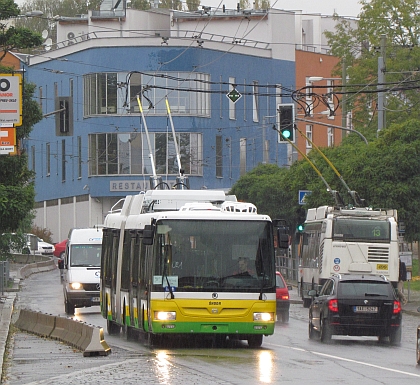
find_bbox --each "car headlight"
[253,312,274,322]
[70,282,83,290]
[154,311,176,321]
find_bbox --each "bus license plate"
[354,306,378,313]
[91,297,100,303]
[376,263,388,270]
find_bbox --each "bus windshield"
[152,219,275,293]
[333,218,390,243]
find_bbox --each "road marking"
[267,343,420,378]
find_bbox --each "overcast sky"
[15,0,363,18]
[204,0,363,17]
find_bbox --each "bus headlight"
[70,282,83,290]
[253,312,274,322]
[154,311,176,321]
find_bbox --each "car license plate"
[353,306,378,313]
[91,297,100,303]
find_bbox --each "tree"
[0,0,43,61]
[230,117,420,242]
[130,0,151,10]
[0,1,44,258]
[15,0,102,44]
[324,0,420,137]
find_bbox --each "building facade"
[20,5,350,241]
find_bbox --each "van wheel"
[65,299,75,315]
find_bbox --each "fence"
[0,261,10,295]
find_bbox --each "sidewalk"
[0,260,57,378]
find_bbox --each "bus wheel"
[107,320,121,335]
[248,335,263,348]
[148,333,163,347]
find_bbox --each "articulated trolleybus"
[299,205,399,307]
[100,190,276,347]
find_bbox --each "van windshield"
[70,245,101,267]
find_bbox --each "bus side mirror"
[277,228,289,249]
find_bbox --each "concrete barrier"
[32,312,55,337]
[17,259,56,279]
[13,308,111,356]
[50,315,68,341]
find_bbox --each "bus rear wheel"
[107,320,121,335]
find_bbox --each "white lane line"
[267,343,420,378]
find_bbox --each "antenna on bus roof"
[165,97,189,190]
[136,94,168,190]
[296,127,365,207]
[273,125,345,207]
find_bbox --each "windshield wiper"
[162,261,174,299]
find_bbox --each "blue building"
[23,6,297,241]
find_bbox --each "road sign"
[226,89,242,103]
[298,190,312,205]
[0,127,16,154]
[0,74,22,127]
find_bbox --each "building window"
[77,136,82,179]
[216,135,223,177]
[84,72,210,117]
[39,86,43,111]
[62,139,66,182]
[240,137,247,176]
[229,77,236,120]
[69,78,74,98]
[305,77,314,116]
[88,132,203,176]
[46,142,50,176]
[328,127,334,147]
[31,145,35,172]
[305,125,312,155]
[252,81,259,122]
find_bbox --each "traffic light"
[278,104,295,142]
[297,223,305,232]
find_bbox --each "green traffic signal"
[297,224,304,232]
[281,128,292,139]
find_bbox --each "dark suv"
[308,274,402,345]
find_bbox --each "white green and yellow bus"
[299,205,399,307]
[100,190,276,347]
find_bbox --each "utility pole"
[377,34,386,135]
[341,59,347,131]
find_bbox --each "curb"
[0,294,16,377]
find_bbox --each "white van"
[63,228,103,315]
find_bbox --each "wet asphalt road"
[4,268,420,385]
